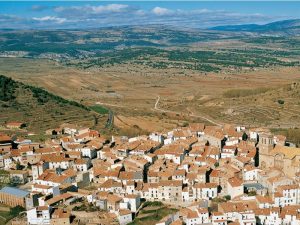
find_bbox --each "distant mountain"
[210,19,300,34]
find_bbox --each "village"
[1,121,300,225]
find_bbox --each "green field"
[0,205,25,225]
[90,105,109,115]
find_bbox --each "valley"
[0,23,300,135]
[0,56,299,134]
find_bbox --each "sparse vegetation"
[271,128,300,147]
[0,205,25,224]
[90,105,109,114]
[128,201,177,225]
[223,87,271,98]
[0,75,105,134]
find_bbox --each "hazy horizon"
[0,1,300,29]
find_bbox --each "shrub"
[0,75,18,101]
[224,195,231,201]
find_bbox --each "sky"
[0,1,300,29]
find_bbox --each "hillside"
[0,75,106,135]
[210,19,300,35]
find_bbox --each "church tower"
[258,133,274,169]
[258,133,274,155]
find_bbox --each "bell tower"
[258,133,274,156]
[258,132,274,169]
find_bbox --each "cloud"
[0,3,286,29]
[152,7,173,16]
[54,4,130,16]
[31,5,48,12]
[90,4,129,13]
[0,14,20,23]
[32,16,66,24]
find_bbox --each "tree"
[242,132,248,141]
[16,161,24,170]
[248,190,257,196]
[10,205,25,217]
[224,195,231,201]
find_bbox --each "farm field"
[0,57,299,132]
[0,26,300,133]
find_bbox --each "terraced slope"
[0,75,105,134]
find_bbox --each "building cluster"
[1,122,300,225]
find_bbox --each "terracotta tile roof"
[46,193,72,206]
[228,177,243,187]
[256,195,273,204]
[210,169,220,177]
[107,194,122,203]
[0,134,11,142]
[194,183,218,189]
[204,126,225,140]
[170,219,183,225]
[33,184,52,189]
[187,210,198,219]
[173,169,186,176]
[37,170,74,184]
[277,184,299,191]
[159,180,182,187]
[37,206,49,211]
[270,145,300,159]
[52,208,70,219]
[253,208,271,216]
[74,158,89,165]
[189,123,205,132]
[6,122,24,127]
[219,201,257,213]
[119,209,131,216]
[100,179,122,189]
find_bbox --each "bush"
[277,99,285,105]
[183,122,189,127]
[224,195,231,201]
[248,191,257,196]
[10,206,25,217]
[0,75,18,101]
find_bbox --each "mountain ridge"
[210,19,300,34]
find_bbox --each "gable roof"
[0,186,29,198]
[270,145,300,159]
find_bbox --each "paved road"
[105,110,114,128]
[154,96,222,126]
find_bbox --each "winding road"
[154,96,222,126]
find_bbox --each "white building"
[227,177,243,199]
[118,209,132,225]
[27,206,51,225]
[123,194,141,213]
